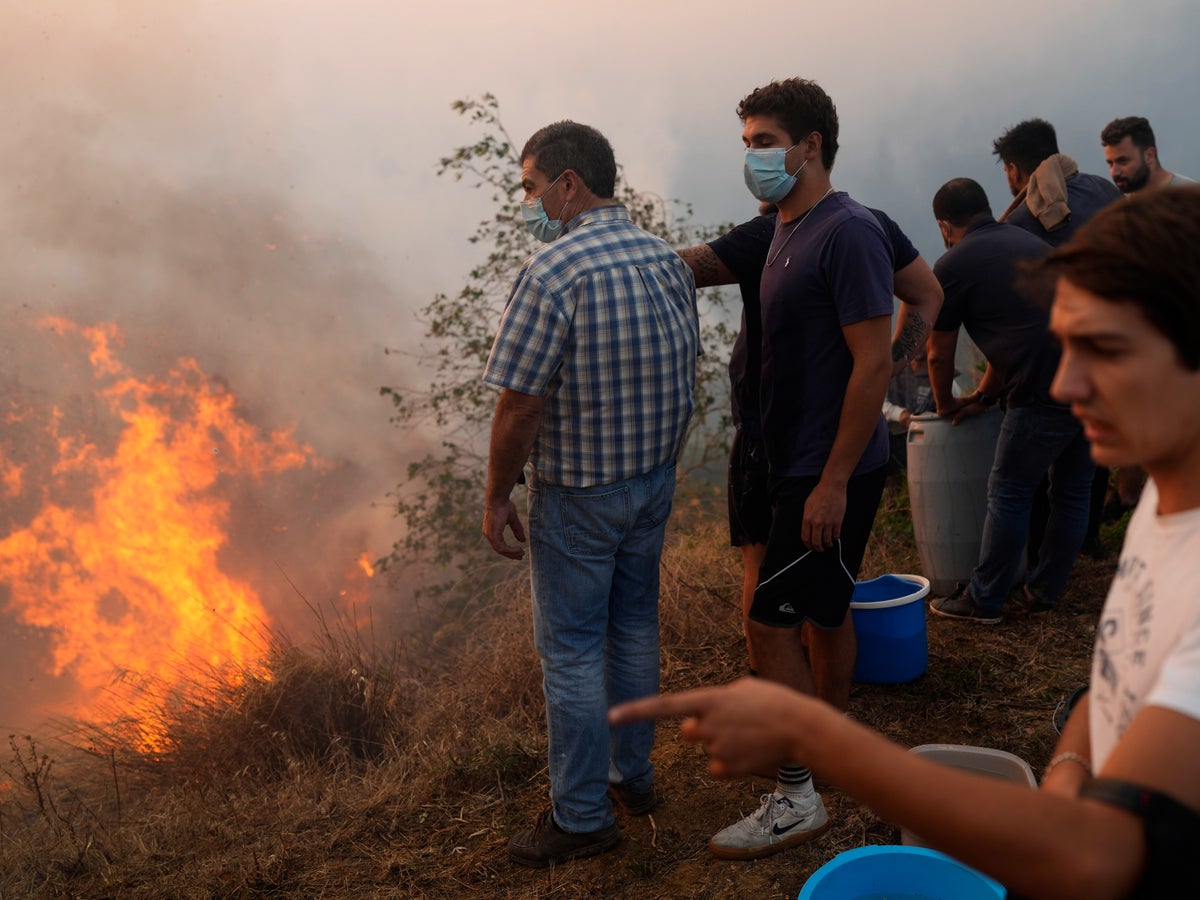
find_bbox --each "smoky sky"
[658,2,1200,262]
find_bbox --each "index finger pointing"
[609,690,707,725]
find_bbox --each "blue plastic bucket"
[798,845,1005,900]
[850,574,930,684]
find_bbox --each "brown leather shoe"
[607,782,658,816]
[507,807,619,868]
[1023,585,1056,614]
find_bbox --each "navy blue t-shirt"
[709,207,916,441]
[1005,172,1120,248]
[932,216,1059,405]
[757,193,895,477]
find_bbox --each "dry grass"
[0,476,1120,898]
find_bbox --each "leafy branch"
[381,95,734,596]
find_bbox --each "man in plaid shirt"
[481,120,699,867]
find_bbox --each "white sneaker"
[709,791,830,860]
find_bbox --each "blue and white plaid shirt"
[484,205,699,487]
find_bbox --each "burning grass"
[0,476,1119,898]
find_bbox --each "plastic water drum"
[901,744,1037,848]
[850,574,930,684]
[906,411,1003,596]
[798,845,1005,900]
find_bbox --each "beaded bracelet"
[1043,751,1091,779]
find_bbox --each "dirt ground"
[415,549,1115,900]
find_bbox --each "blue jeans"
[969,403,1094,615]
[527,462,675,832]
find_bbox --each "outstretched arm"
[611,679,1152,900]
[678,244,737,289]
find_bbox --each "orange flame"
[0,452,21,498]
[0,318,317,743]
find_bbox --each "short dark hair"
[521,121,617,198]
[737,79,840,170]
[1034,185,1200,370]
[932,178,992,227]
[1100,115,1157,151]
[992,118,1059,174]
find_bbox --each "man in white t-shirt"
[1043,188,1200,778]
[612,186,1200,898]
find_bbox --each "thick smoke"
[0,5,429,732]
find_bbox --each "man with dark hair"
[519,120,619,199]
[678,204,941,669]
[926,177,1094,624]
[1096,116,1194,523]
[993,118,1120,247]
[1101,115,1194,195]
[736,78,841,171]
[482,120,700,867]
[993,119,1120,556]
[690,77,894,860]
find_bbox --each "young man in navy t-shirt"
[698,77,896,860]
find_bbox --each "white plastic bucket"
[906,411,1003,596]
[901,744,1038,847]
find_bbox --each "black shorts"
[749,465,887,629]
[727,430,772,547]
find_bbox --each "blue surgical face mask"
[520,173,569,242]
[743,146,808,204]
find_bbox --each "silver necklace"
[765,187,836,267]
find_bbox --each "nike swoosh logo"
[772,819,803,835]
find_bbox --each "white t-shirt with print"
[1089,478,1200,770]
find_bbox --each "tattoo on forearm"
[892,311,928,363]
[679,245,722,289]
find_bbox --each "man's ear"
[1145,146,1160,169]
[803,131,822,161]
[936,219,955,248]
[561,168,580,198]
